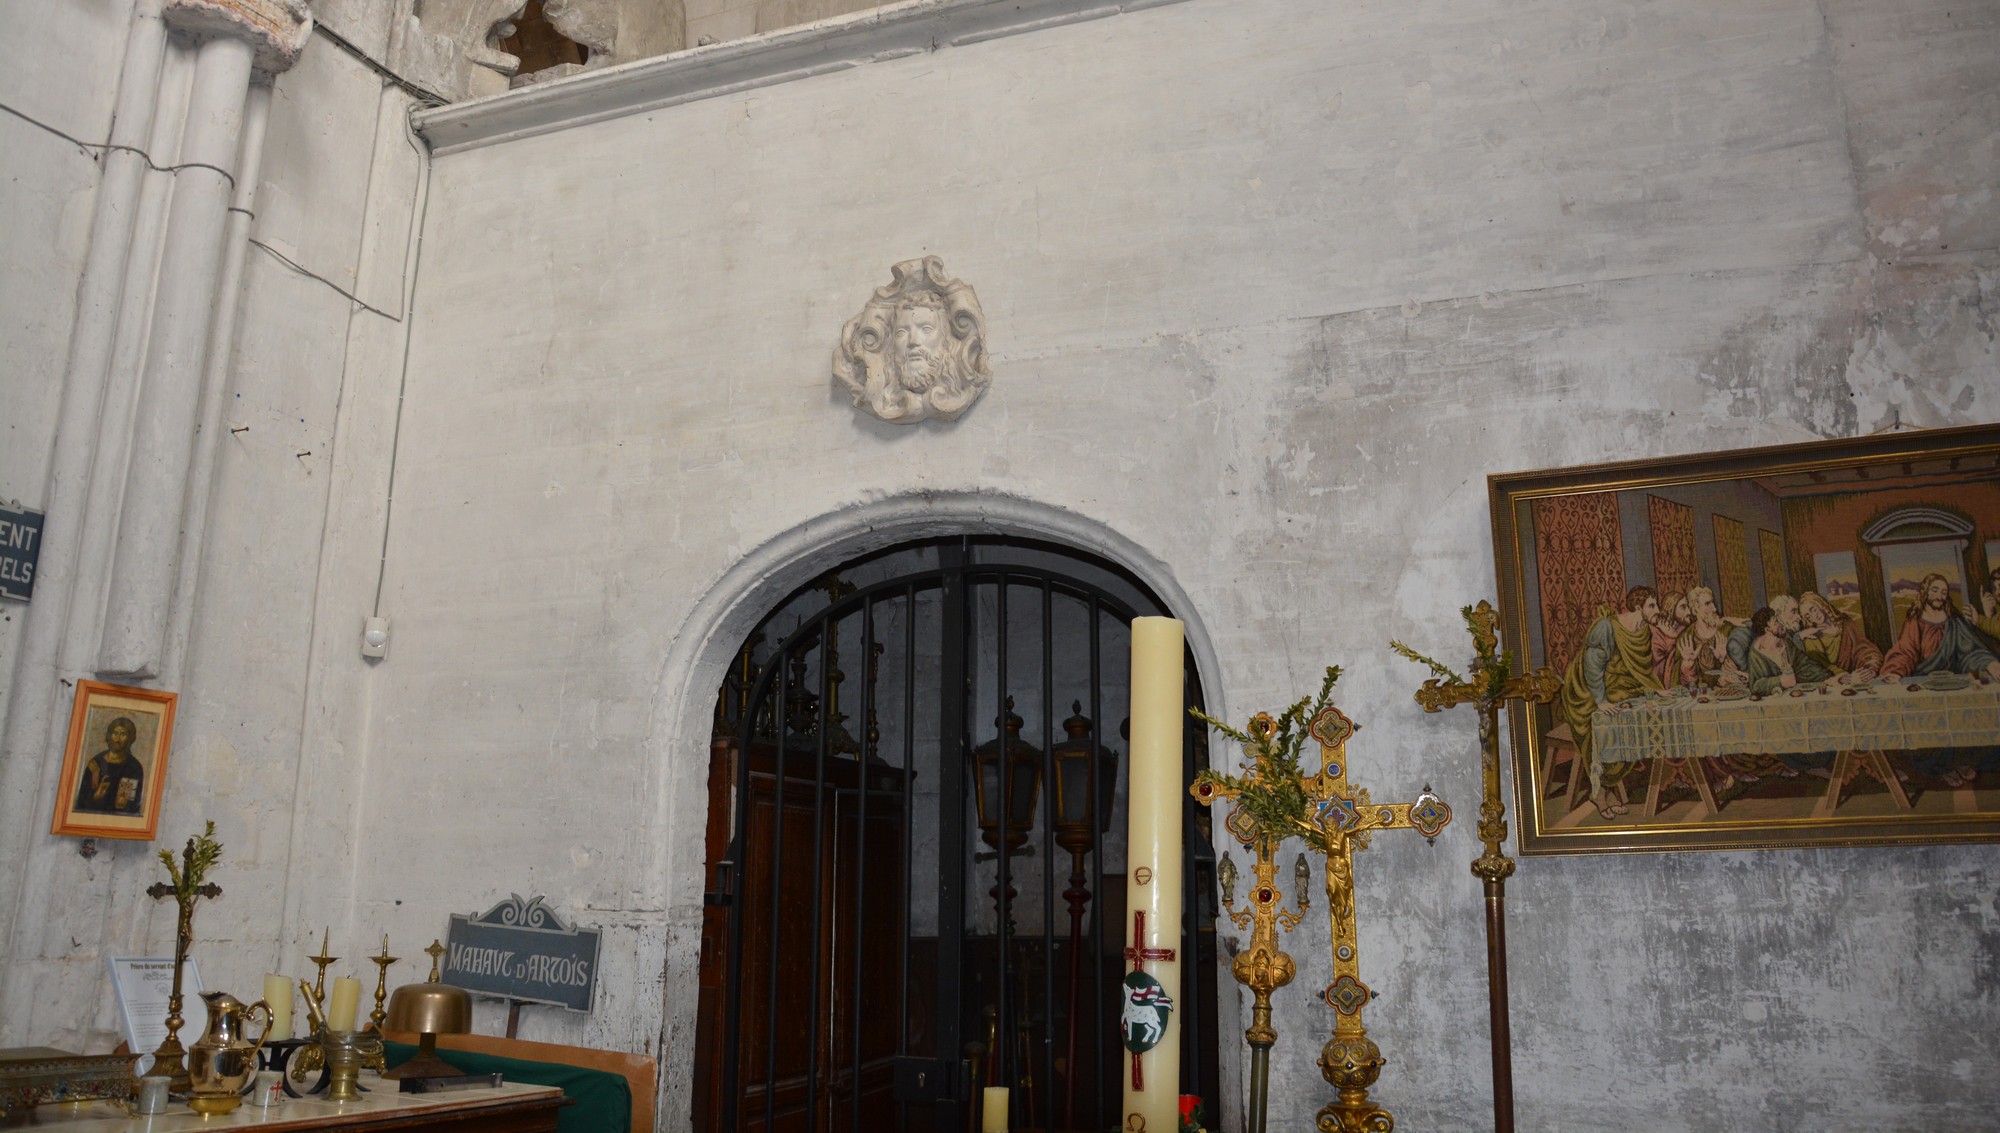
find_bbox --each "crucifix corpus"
[1392,600,1558,1133]
[1191,667,1451,1133]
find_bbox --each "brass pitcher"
[186,990,272,1114]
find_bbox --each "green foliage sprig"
[1392,604,1514,700]
[1189,665,1344,850]
[149,821,223,905]
[1387,639,1463,686]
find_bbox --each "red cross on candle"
[1122,910,1177,1090]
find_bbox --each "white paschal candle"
[327,976,362,1033]
[982,1086,1009,1132]
[262,973,293,1040]
[1123,616,1184,1131]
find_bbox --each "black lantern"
[971,696,1041,854]
[1050,701,1118,860]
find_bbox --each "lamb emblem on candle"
[1121,972,1174,1052]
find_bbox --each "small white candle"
[327,977,362,1032]
[262,973,293,1040]
[981,1086,1009,1132]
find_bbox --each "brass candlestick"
[142,821,224,1092]
[1396,600,1559,1133]
[308,929,339,1005]
[365,935,398,1071]
[291,933,339,1086]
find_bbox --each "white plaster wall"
[0,0,136,772]
[0,3,427,1050]
[685,0,881,44]
[2,0,1982,1123]
[375,0,2000,1126]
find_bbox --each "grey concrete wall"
[372,0,2000,1127]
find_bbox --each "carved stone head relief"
[834,258,990,425]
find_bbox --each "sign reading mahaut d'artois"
[442,894,601,1012]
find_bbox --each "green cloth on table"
[382,1040,630,1133]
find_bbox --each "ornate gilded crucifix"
[1191,668,1450,1133]
[1298,704,1451,1133]
[1394,600,1557,1133]
[143,822,224,1091]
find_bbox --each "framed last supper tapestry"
[1489,423,2000,855]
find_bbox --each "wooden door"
[822,785,904,1132]
[715,743,907,1133]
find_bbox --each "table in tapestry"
[1591,681,2000,772]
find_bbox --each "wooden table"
[16,1078,566,1131]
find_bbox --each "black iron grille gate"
[700,539,1218,1133]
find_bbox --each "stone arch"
[642,490,1226,1115]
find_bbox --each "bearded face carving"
[834,257,990,424]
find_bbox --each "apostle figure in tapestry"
[1558,586,1664,819]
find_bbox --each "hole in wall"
[495,1,590,80]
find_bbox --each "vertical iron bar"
[762,638,792,1133]
[935,548,969,1133]
[722,635,759,1132]
[1038,580,1057,1131]
[851,597,875,1133]
[900,584,917,1131]
[807,623,833,1133]
[1088,600,1106,1133]
[993,574,1011,1101]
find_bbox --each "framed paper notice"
[108,957,205,1072]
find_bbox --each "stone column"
[0,0,309,1045]
[96,0,311,678]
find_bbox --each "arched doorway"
[691,534,1221,1132]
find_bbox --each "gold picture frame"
[1489,423,2000,854]
[50,680,178,841]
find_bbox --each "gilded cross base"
[1317,1033,1391,1133]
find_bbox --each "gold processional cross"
[1400,599,1558,1133]
[1194,705,1450,1133]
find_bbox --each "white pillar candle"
[327,977,362,1033]
[262,973,293,1040]
[981,1086,1009,1132]
[1123,616,1184,1132]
